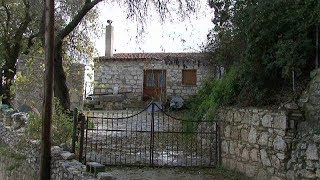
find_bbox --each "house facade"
[93,53,214,108]
[91,22,216,109]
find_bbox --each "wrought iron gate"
[78,102,220,167]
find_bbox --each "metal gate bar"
[80,102,219,167]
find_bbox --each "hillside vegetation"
[186,0,319,122]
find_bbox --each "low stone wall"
[217,107,294,179]
[0,117,96,179]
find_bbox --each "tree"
[1,0,197,110]
[0,0,44,105]
[205,0,320,105]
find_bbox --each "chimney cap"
[107,20,113,25]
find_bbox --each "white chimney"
[105,20,114,58]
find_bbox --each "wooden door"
[143,70,166,100]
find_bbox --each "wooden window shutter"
[182,69,197,86]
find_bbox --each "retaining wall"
[218,107,295,179]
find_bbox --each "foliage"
[183,67,238,131]
[27,98,73,145]
[205,0,319,106]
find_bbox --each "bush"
[26,98,73,145]
[183,67,239,131]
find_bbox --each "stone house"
[92,22,217,109]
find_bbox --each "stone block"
[245,164,258,177]
[86,162,106,177]
[258,132,269,146]
[260,149,271,166]
[276,153,285,160]
[236,161,245,173]
[273,115,287,130]
[241,129,248,142]
[306,143,319,160]
[262,114,273,127]
[231,128,239,139]
[221,140,229,154]
[226,111,234,122]
[270,176,283,180]
[316,168,320,178]
[271,155,281,169]
[241,148,249,161]
[248,127,257,144]
[229,141,235,155]
[224,125,231,138]
[273,136,286,151]
[61,152,76,160]
[97,172,116,180]
[251,113,260,126]
[250,149,259,162]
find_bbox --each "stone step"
[86,162,105,177]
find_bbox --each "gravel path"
[105,167,250,180]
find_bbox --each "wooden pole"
[40,0,54,179]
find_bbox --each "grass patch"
[0,143,26,171]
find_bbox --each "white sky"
[94,1,214,55]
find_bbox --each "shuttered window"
[182,69,197,86]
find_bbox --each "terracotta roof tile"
[96,52,209,61]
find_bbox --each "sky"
[94,1,214,56]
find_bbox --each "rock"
[250,149,259,162]
[170,96,184,109]
[273,136,286,151]
[251,113,260,126]
[221,141,229,153]
[18,104,40,116]
[248,127,257,144]
[86,162,105,177]
[11,112,28,129]
[245,164,257,177]
[273,116,287,130]
[306,143,318,160]
[241,148,249,161]
[313,135,320,143]
[60,143,71,152]
[283,102,299,110]
[258,132,269,146]
[224,125,231,138]
[262,114,273,127]
[51,146,64,155]
[276,153,285,160]
[241,129,248,141]
[316,169,320,178]
[97,172,116,180]
[61,152,76,160]
[260,149,271,166]
[270,176,283,180]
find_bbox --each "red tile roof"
[96,52,209,61]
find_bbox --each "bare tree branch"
[57,0,103,40]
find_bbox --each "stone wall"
[93,58,214,106]
[0,113,96,179]
[13,55,85,112]
[285,68,320,179]
[217,107,294,179]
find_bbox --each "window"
[146,72,154,87]
[182,69,197,86]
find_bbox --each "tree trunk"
[2,56,18,105]
[54,40,70,111]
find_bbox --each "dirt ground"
[105,167,250,180]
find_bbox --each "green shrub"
[26,98,73,145]
[183,67,239,131]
